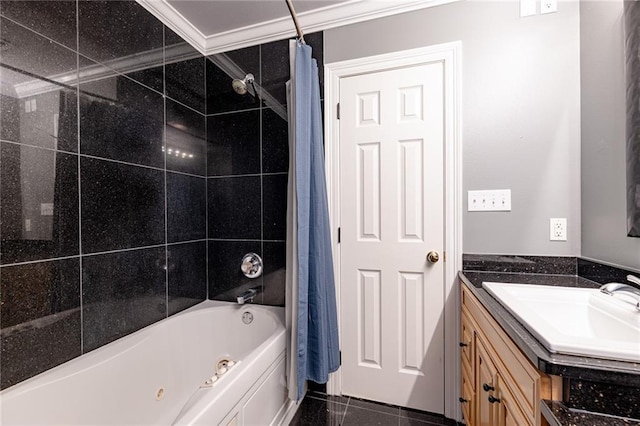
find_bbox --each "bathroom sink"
[482,282,640,362]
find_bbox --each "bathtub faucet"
[236,287,259,304]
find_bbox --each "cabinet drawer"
[461,312,475,371]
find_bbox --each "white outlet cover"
[541,0,558,14]
[550,218,567,241]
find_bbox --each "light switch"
[468,190,512,212]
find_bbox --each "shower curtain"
[285,40,340,401]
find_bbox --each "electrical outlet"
[541,0,557,14]
[550,218,567,241]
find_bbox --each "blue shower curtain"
[286,40,340,401]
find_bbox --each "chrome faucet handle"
[600,282,640,311]
[627,274,640,287]
[240,253,263,278]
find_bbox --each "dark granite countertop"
[459,270,640,387]
[541,400,640,426]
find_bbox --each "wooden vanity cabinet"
[460,282,560,426]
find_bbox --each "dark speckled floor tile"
[349,397,399,416]
[289,394,348,426]
[342,406,400,425]
[82,247,166,353]
[399,408,453,425]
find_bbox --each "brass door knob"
[427,251,439,263]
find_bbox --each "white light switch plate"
[468,190,512,211]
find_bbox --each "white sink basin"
[482,282,640,362]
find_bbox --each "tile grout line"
[0,141,209,181]
[204,53,209,301]
[0,239,208,269]
[163,24,169,319]
[259,44,265,304]
[75,0,84,355]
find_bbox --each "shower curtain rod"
[285,0,305,43]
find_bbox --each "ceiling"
[136,0,455,55]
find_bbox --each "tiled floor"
[289,391,459,426]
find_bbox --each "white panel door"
[339,62,445,413]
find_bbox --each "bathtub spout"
[236,288,259,304]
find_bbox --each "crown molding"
[136,0,456,56]
[136,0,208,55]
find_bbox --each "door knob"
[426,251,440,263]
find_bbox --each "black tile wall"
[208,176,262,239]
[206,45,261,115]
[167,172,206,243]
[1,0,324,390]
[0,258,81,389]
[81,247,167,352]
[168,241,207,315]
[263,242,286,306]
[0,1,78,50]
[205,32,323,307]
[207,110,261,176]
[262,106,289,173]
[0,0,207,390]
[78,0,164,66]
[0,143,79,264]
[263,174,288,241]
[208,240,262,302]
[166,99,206,176]
[79,73,165,168]
[80,157,165,253]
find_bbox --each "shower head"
[231,73,255,95]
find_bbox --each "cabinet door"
[461,367,475,425]
[475,339,499,426]
[497,375,531,426]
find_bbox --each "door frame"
[323,42,463,421]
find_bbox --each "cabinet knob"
[482,383,495,392]
[488,395,501,404]
[459,342,468,347]
[458,397,468,404]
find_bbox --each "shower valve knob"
[241,253,263,278]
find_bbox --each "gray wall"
[325,1,581,256]
[581,0,640,271]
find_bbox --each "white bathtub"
[0,300,294,426]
